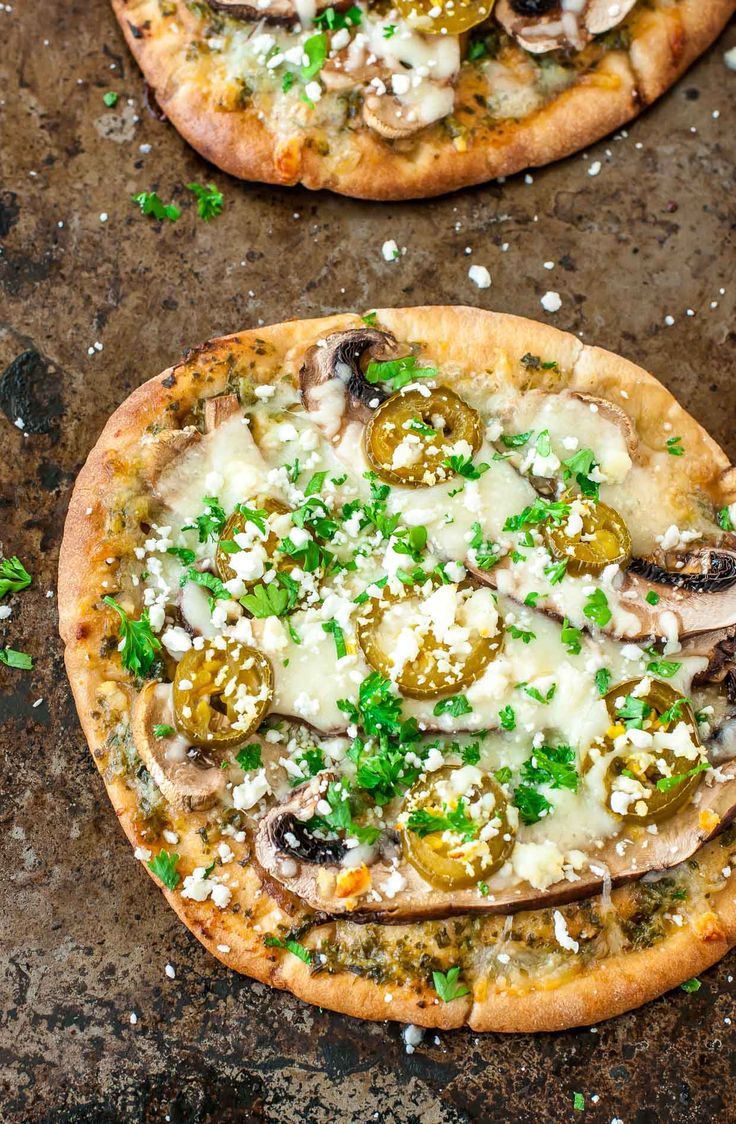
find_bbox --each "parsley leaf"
[494,766,512,784]
[364,355,437,392]
[655,759,708,792]
[469,522,500,569]
[519,681,556,705]
[499,705,516,731]
[616,694,652,729]
[514,784,553,825]
[500,430,533,448]
[443,454,490,481]
[103,596,161,677]
[0,647,33,669]
[184,496,228,543]
[186,182,224,221]
[680,977,701,993]
[313,3,361,28]
[646,659,681,679]
[561,618,583,655]
[645,590,660,605]
[362,310,378,326]
[573,1093,585,1112]
[717,506,734,532]
[147,849,180,890]
[583,588,611,628]
[322,619,347,659]
[132,191,180,222]
[433,695,472,718]
[241,582,291,618]
[503,497,571,533]
[0,556,32,599]
[304,470,328,497]
[103,90,118,107]
[264,935,313,964]
[432,965,470,1003]
[595,668,612,696]
[153,724,175,739]
[236,743,262,771]
[407,798,478,841]
[521,353,558,372]
[300,32,328,80]
[509,624,535,645]
[666,435,684,457]
[182,567,231,610]
[544,558,568,585]
[166,546,196,565]
[521,744,578,792]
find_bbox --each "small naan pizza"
[59,307,736,1030]
[110,0,735,197]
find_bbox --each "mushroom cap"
[208,0,346,24]
[362,95,428,140]
[254,758,736,923]
[132,682,226,813]
[299,326,401,440]
[496,0,637,53]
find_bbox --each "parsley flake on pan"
[264,935,313,964]
[0,647,33,670]
[0,556,32,598]
[186,182,224,221]
[131,191,180,222]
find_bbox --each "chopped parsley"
[153,724,175,739]
[0,647,33,670]
[184,496,228,542]
[500,430,533,448]
[503,497,571,533]
[300,32,328,80]
[382,22,397,38]
[166,546,196,565]
[646,659,681,679]
[0,556,32,598]
[132,191,180,222]
[322,619,347,659]
[102,90,119,107]
[645,590,660,605]
[186,182,224,221]
[594,668,612,695]
[147,849,180,890]
[364,354,437,392]
[494,766,512,784]
[313,3,361,28]
[469,522,500,569]
[655,759,708,792]
[514,784,553,825]
[519,681,556,705]
[573,1092,585,1112]
[666,435,684,457]
[304,470,328,497]
[499,705,516,731]
[521,744,578,793]
[236,743,262,771]
[182,567,230,609]
[561,618,583,655]
[241,581,292,618]
[432,965,470,1003]
[443,454,490,481]
[433,694,472,718]
[264,935,313,964]
[616,694,652,729]
[521,353,558,372]
[362,310,378,326]
[583,588,611,629]
[509,625,535,645]
[680,977,701,993]
[544,558,568,585]
[407,798,478,841]
[281,71,296,93]
[103,596,161,677]
[717,506,734,531]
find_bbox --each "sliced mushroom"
[255,760,736,922]
[363,94,428,140]
[299,326,401,441]
[132,682,226,812]
[140,427,201,492]
[496,0,637,53]
[208,0,345,25]
[204,392,241,432]
[569,392,638,460]
[682,627,736,691]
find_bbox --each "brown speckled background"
[1,3,736,1121]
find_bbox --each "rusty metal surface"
[1,2,736,1120]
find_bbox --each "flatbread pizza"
[110,0,735,198]
[59,306,736,1031]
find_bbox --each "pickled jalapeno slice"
[364,386,482,487]
[397,0,494,35]
[356,579,503,698]
[173,640,273,748]
[545,498,631,576]
[402,765,515,889]
[603,677,707,824]
[215,496,291,584]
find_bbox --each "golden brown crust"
[109,0,735,199]
[59,307,736,1031]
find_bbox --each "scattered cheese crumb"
[468,264,491,289]
[540,291,562,314]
